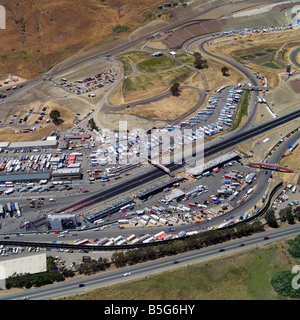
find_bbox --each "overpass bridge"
[249,162,294,173]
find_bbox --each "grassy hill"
[0,0,164,79]
[60,239,299,300]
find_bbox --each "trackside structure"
[249,162,294,173]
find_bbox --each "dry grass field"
[0,0,164,79]
[109,87,201,120]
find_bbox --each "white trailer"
[127,234,136,242]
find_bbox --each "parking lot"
[57,67,118,97]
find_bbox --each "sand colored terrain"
[109,87,201,120]
[0,101,74,143]
[277,145,300,186]
[264,78,300,116]
[0,0,164,79]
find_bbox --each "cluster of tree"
[271,233,300,298]
[112,24,130,33]
[265,205,300,228]
[111,221,264,267]
[5,256,110,289]
[193,52,208,70]
[49,109,63,125]
[221,66,229,76]
[170,82,181,97]
[287,233,300,258]
[279,205,300,225]
[77,257,111,275]
[6,271,65,289]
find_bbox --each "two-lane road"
[1,223,300,300]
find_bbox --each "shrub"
[271,270,300,298]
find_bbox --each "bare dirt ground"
[264,75,300,116]
[0,76,27,89]
[0,100,75,143]
[0,0,165,79]
[108,87,201,120]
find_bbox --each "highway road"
[1,223,300,300]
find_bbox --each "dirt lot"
[264,75,300,116]
[0,101,75,143]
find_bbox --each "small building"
[165,189,185,202]
[57,140,69,150]
[8,140,57,150]
[47,213,78,231]
[0,172,50,183]
[52,167,82,181]
[63,134,91,140]
[0,142,10,151]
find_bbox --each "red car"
[83,189,89,193]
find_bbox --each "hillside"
[0,0,165,79]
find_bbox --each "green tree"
[252,220,264,233]
[278,209,287,222]
[287,213,295,224]
[221,66,229,76]
[287,234,300,258]
[49,109,61,122]
[170,82,180,96]
[47,256,56,272]
[264,209,278,228]
[111,251,127,267]
[193,52,208,69]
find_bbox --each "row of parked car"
[59,68,118,96]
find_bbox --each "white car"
[123,272,131,277]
